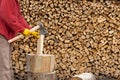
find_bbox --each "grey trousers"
[0,35,14,80]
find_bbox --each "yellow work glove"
[30,31,39,39]
[23,29,39,38]
[23,29,30,36]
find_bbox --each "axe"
[36,23,47,55]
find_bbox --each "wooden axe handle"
[8,25,40,43]
[36,35,44,55]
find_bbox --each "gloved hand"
[23,29,39,38]
[30,31,39,39]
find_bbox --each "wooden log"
[93,0,96,3]
[27,71,57,80]
[26,54,55,73]
[100,0,104,2]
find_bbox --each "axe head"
[38,22,47,35]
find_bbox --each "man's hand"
[30,31,39,39]
[23,29,39,38]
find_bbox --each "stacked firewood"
[11,0,120,80]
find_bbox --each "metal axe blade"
[39,23,47,35]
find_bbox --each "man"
[0,0,39,80]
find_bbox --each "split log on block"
[26,54,55,73]
[27,71,57,80]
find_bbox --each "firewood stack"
[11,0,120,80]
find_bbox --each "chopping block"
[26,23,56,80]
[26,54,55,73]
[26,54,56,80]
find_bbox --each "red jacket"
[0,0,30,40]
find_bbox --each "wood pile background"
[11,0,120,80]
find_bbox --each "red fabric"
[0,0,30,40]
